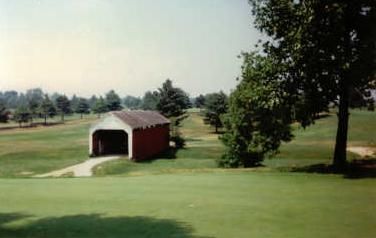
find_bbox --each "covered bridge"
[89,110,170,160]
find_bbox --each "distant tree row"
[0,89,123,126]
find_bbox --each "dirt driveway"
[34,156,122,178]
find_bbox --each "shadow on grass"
[290,158,376,179]
[0,213,210,238]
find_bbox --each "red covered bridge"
[89,110,170,161]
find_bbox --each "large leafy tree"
[220,53,292,167]
[249,0,376,169]
[55,95,71,122]
[105,90,123,111]
[203,92,228,133]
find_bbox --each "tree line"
[0,80,230,131]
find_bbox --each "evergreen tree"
[40,95,57,125]
[141,91,160,110]
[123,95,142,109]
[194,94,206,109]
[92,96,108,118]
[0,100,9,123]
[13,105,31,127]
[105,90,123,111]
[157,79,190,118]
[55,95,71,122]
[75,98,90,119]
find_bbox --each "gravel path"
[34,156,122,178]
[347,146,375,157]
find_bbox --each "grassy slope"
[0,115,98,177]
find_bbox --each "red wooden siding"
[132,125,170,160]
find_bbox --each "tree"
[249,0,376,169]
[75,98,90,119]
[70,94,79,113]
[123,95,142,109]
[203,92,228,133]
[13,105,31,127]
[141,91,160,110]
[2,91,18,109]
[26,88,44,123]
[0,100,9,123]
[88,95,98,109]
[156,79,190,148]
[55,95,71,122]
[156,79,190,118]
[92,96,108,118]
[39,95,57,125]
[194,94,206,109]
[220,53,292,167]
[105,90,123,111]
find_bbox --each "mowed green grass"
[0,115,98,177]
[0,173,375,238]
[0,110,375,237]
[265,110,376,168]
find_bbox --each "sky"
[0,0,261,98]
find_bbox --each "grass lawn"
[0,173,375,238]
[0,115,98,177]
[265,110,376,169]
[0,109,375,237]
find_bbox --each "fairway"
[0,173,375,238]
[0,110,375,237]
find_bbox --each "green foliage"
[0,100,9,123]
[92,96,108,117]
[70,94,79,112]
[105,90,123,111]
[55,95,71,122]
[26,88,44,122]
[249,0,376,168]
[123,95,142,109]
[203,91,228,133]
[156,79,190,118]
[13,105,32,127]
[220,54,292,168]
[75,98,90,119]
[194,94,206,108]
[39,95,57,124]
[141,91,160,110]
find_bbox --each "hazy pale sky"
[0,0,260,97]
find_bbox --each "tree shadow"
[0,213,211,238]
[290,158,376,179]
